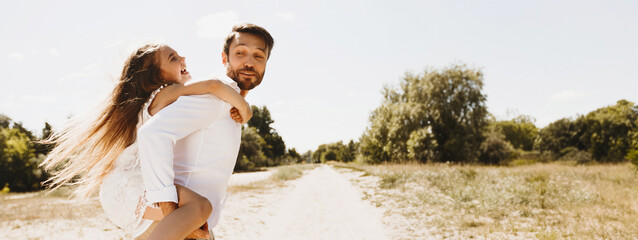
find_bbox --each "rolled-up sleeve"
[138,95,224,204]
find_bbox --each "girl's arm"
[149,80,252,124]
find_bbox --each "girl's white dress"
[99,86,164,238]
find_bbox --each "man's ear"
[222,52,228,65]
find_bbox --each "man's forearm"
[138,126,179,204]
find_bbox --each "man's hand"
[230,107,243,123]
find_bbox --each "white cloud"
[7,52,24,62]
[275,12,295,22]
[196,11,241,39]
[49,48,59,56]
[552,89,588,101]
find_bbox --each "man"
[137,23,274,239]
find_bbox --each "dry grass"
[270,163,319,181]
[227,178,278,193]
[0,187,101,222]
[347,162,638,239]
[227,164,319,193]
[0,186,125,239]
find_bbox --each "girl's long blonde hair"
[41,43,168,198]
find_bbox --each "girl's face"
[158,46,191,84]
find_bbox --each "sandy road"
[216,165,389,240]
[0,165,389,239]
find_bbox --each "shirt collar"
[219,75,240,93]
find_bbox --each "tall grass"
[356,162,638,239]
[0,187,100,222]
[270,164,318,181]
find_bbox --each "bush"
[271,164,317,181]
[626,149,638,167]
[479,129,514,165]
[539,151,558,162]
[559,147,592,164]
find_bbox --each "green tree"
[359,104,392,163]
[312,144,329,163]
[34,122,54,156]
[424,65,488,162]
[0,127,45,192]
[578,100,637,162]
[301,150,312,164]
[235,127,268,172]
[627,125,638,166]
[286,148,302,164]
[536,100,637,163]
[247,105,274,136]
[535,118,583,159]
[406,127,437,162]
[493,115,538,151]
[359,64,488,163]
[340,140,358,163]
[12,122,35,141]
[479,127,514,165]
[247,105,286,161]
[0,114,10,128]
[312,141,358,163]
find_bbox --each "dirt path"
[0,165,390,239]
[215,165,389,240]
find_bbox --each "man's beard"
[227,65,264,90]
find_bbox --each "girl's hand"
[230,107,243,123]
[230,103,252,124]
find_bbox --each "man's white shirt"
[138,76,242,229]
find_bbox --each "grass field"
[332,161,638,239]
[3,162,637,239]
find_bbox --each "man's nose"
[244,56,254,68]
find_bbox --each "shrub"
[626,149,638,167]
[559,147,592,164]
[479,129,514,165]
[271,165,303,181]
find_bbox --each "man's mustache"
[238,67,258,75]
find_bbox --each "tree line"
[309,64,638,166]
[0,115,52,192]
[0,105,298,192]
[235,105,303,171]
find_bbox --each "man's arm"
[138,95,225,204]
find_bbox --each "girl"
[40,43,248,239]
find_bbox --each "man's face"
[222,32,269,90]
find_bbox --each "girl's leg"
[134,221,159,240]
[144,184,212,240]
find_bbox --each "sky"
[1,0,637,153]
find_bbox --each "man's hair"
[223,23,274,59]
